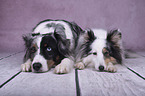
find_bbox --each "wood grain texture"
[0,53,76,96]
[136,51,145,57]
[0,70,76,96]
[0,52,24,85]
[125,51,142,58]
[124,57,145,77]
[0,53,13,59]
[124,51,145,77]
[0,52,145,96]
[78,65,145,96]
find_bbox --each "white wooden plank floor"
[136,51,145,57]
[124,57,145,77]
[124,51,145,77]
[0,52,23,85]
[0,51,145,96]
[78,65,145,96]
[0,70,76,96]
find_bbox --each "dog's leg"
[105,57,117,72]
[75,62,85,70]
[106,62,117,72]
[21,59,32,72]
[54,58,73,74]
[75,55,93,70]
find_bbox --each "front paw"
[106,63,117,72]
[21,63,31,72]
[54,64,69,74]
[75,62,85,70]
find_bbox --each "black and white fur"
[75,29,123,72]
[21,19,83,73]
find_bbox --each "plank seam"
[0,51,24,60]
[75,69,81,96]
[127,67,145,80]
[134,51,145,57]
[0,71,22,88]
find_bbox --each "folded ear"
[54,25,66,39]
[22,34,34,48]
[22,34,34,62]
[107,29,122,43]
[70,22,83,36]
[54,32,70,56]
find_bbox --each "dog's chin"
[32,68,49,73]
[33,71,49,73]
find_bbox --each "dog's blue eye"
[47,47,52,51]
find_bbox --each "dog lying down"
[75,29,124,73]
[21,19,83,73]
[21,19,123,73]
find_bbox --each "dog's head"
[23,33,64,72]
[85,29,122,71]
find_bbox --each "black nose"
[99,65,104,71]
[33,63,42,71]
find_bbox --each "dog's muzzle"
[99,65,104,71]
[33,63,42,71]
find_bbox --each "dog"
[21,19,83,73]
[75,29,123,72]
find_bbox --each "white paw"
[21,63,31,72]
[54,64,70,74]
[106,64,117,72]
[75,62,85,70]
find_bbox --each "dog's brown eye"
[104,51,109,55]
[31,47,36,53]
[93,52,97,55]
[44,44,47,47]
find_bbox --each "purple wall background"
[0,0,145,52]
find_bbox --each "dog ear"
[107,29,121,44]
[22,34,34,62]
[23,34,34,49]
[54,25,66,38]
[70,22,83,36]
[55,25,65,33]
[107,29,122,64]
[86,29,96,42]
[54,32,70,56]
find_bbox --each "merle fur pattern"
[23,19,84,66]
[106,30,122,64]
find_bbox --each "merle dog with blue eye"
[22,33,64,73]
[41,35,59,60]
[21,19,83,73]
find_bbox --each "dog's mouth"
[31,60,56,73]
[33,70,48,73]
